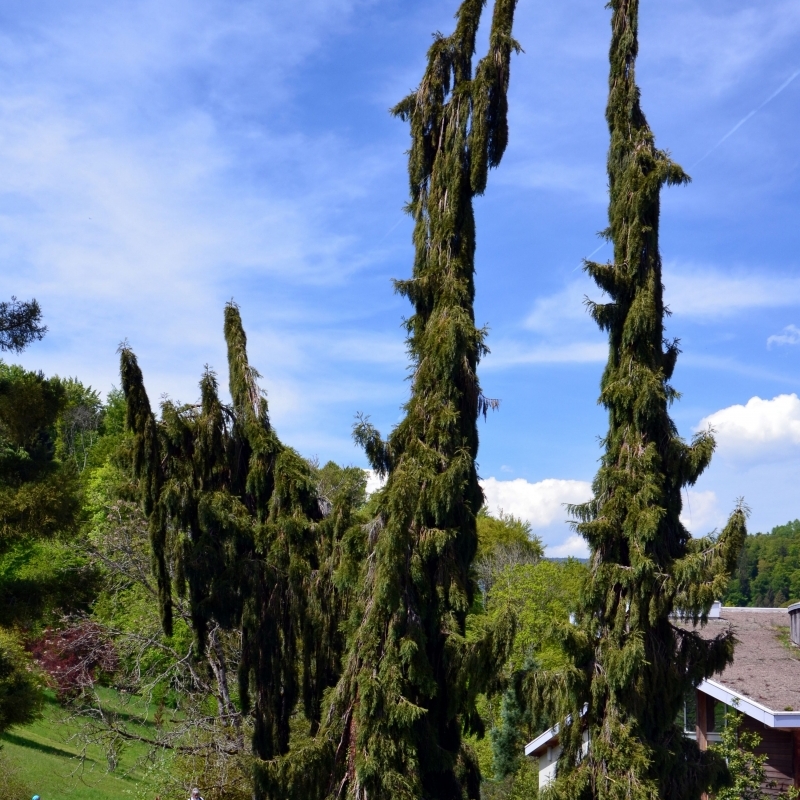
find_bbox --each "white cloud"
[664,268,800,318]
[365,469,386,496]
[480,477,593,530]
[767,324,800,348]
[696,394,800,458]
[680,490,725,535]
[547,535,590,559]
[524,281,594,333]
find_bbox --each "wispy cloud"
[689,68,800,168]
[520,268,800,332]
[767,324,800,348]
[496,158,606,204]
[664,267,800,318]
[486,341,606,368]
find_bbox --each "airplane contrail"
[690,68,800,169]
[575,71,798,266]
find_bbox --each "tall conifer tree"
[120,303,356,771]
[298,2,521,798]
[544,3,747,799]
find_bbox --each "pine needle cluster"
[540,2,747,799]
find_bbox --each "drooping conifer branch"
[544,2,747,799]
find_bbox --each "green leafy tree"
[0,322,96,734]
[0,628,43,734]
[540,2,747,799]
[725,520,800,607]
[475,509,544,603]
[712,709,800,800]
[274,4,523,798]
[477,559,586,798]
[0,362,80,554]
[0,368,103,630]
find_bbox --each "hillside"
[725,519,800,607]
[0,689,165,800]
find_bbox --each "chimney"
[789,602,800,647]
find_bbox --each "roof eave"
[700,678,800,728]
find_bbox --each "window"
[707,698,727,733]
[683,692,697,734]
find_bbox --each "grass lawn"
[1,688,172,800]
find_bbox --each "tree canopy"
[0,297,46,353]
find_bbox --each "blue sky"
[4,0,800,555]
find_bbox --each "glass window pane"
[684,692,697,733]
[714,700,727,731]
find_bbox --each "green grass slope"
[1,690,169,800]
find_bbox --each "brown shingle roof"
[688,608,800,712]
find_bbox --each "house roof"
[685,607,800,718]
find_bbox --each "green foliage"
[487,560,585,673]
[725,520,800,606]
[712,709,800,800]
[470,559,585,794]
[0,362,80,554]
[490,680,528,781]
[477,509,542,561]
[481,757,538,800]
[0,296,46,353]
[55,378,105,474]
[0,361,98,731]
[0,539,96,629]
[0,366,107,631]
[540,2,747,799]
[475,509,544,605]
[0,629,43,734]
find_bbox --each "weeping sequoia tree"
[120,303,360,766]
[534,2,747,800]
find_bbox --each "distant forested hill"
[724,520,800,607]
